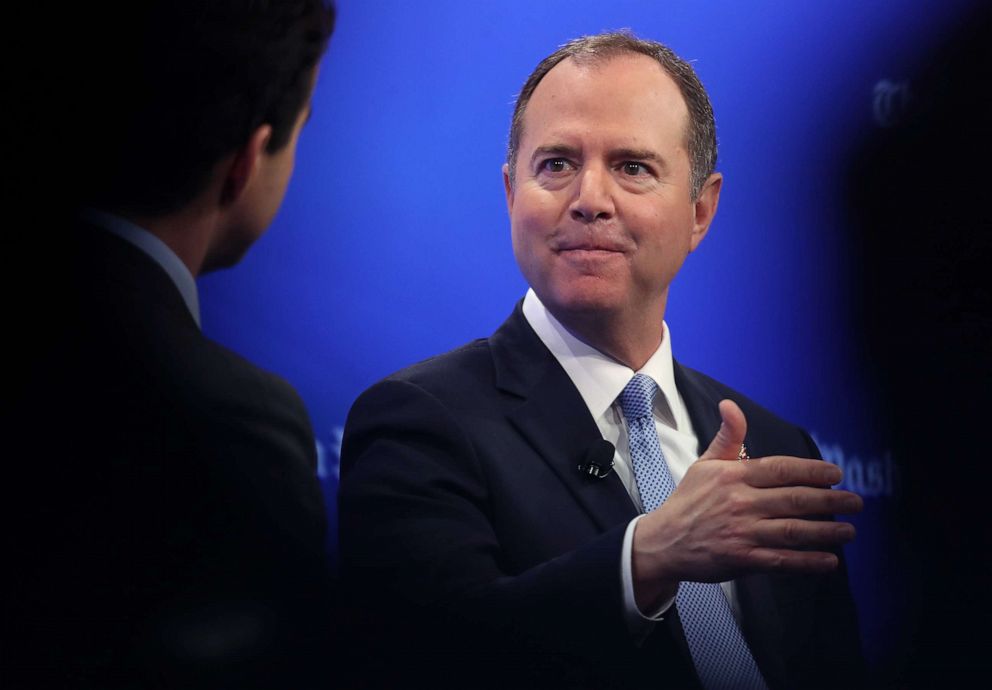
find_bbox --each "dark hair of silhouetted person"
[62,1,335,217]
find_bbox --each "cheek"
[636,200,694,248]
[510,198,552,253]
[510,221,543,284]
[510,214,559,293]
[509,220,528,256]
[514,186,563,224]
[628,217,693,282]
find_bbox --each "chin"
[200,241,252,274]
[544,284,627,321]
[202,224,266,274]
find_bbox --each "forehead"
[520,53,690,153]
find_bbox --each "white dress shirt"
[522,289,739,642]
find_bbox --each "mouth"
[556,243,627,257]
[550,230,632,263]
[555,236,628,250]
[551,229,631,255]
[554,246,627,274]
[558,247,623,257]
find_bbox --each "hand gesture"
[632,400,862,610]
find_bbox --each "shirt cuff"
[621,515,675,643]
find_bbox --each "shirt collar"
[81,208,201,329]
[521,288,685,430]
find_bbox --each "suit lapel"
[673,361,723,456]
[490,304,638,533]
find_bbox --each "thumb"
[700,399,747,460]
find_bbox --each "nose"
[568,165,615,223]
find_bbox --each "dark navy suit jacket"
[339,303,865,689]
[8,225,334,689]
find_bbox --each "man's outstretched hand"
[632,400,862,612]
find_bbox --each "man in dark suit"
[339,32,865,689]
[7,2,336,688]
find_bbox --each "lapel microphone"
[578,439,616,479]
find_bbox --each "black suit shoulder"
[375,337,498,400]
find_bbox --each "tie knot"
[618,374,659,423]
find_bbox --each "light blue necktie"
[619,373,769,690]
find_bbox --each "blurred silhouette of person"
[6,2,338,688]
[845,2,991,686]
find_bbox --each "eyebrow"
[529,144,669,170]
[610,148,665,165]
[529,144,580,168]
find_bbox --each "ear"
[220,124,273,206]
[502,163,514,213]
[689,172,722,252]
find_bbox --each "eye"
[539,158,574,174]
[621,161,651,176]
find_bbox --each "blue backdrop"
[198,0,976,676]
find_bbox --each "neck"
[120,199,220,278]
[553,307,666,371]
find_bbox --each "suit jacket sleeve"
[339,377,638,682]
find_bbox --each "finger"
[745,456,844,488]
[753,518,856,548]
[743,547,840,574]
[699,399,747,461]
[754,487,864,517]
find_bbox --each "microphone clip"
[578,439,616,480]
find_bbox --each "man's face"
[504,54,720,331]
